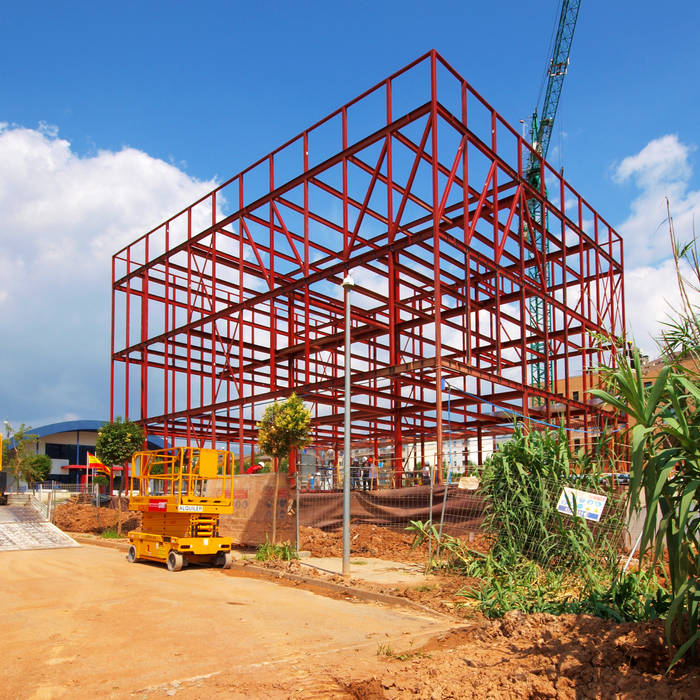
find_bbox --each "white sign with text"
[556,487,607,522]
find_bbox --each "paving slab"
[0,505,79,551]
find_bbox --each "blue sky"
[1,1,699,427]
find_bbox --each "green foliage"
[407,519,439,550]
[458,554,669,622]
[23,454,52,486]
[409,517,666,624]
[256,393,312,461]
[93,475,108,487]
[100,528,120,539]
[407,424,661,634]
[95,417,144,467]
[576,569,671,623]
[589,221,699,667]
[255,536,298,561]
[3,423,39,489]
[480,423,621,573]
[407,519,489,575]
[592,348,699,666]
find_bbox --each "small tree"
[23,454,52,488]
[3,423,38,491]
[95,417,145,470]
[257,393,312,460]
[95,417,145,534]
[256,393,312,542]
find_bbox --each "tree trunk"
[271,459,280,544]
[116,495,123,536]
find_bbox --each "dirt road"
[1,544,452,699]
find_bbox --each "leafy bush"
[3,423,38,489]
[100,528,120,539]
[459,556,669,622]
[408,425,663,632]
[23,454,52,486]
[592,348,699,666]
[256,393,312,461]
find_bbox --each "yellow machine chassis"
[128,531,233,569]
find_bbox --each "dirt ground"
[3,542,698,699]
[42,511,699,697]
[333,612,700,700]
[1,544,452,699]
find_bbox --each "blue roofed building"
[24,420,162,486]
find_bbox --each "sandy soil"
[3,540,698,699]
[0,544,451,700]
[43,512,699,697]
[332,612,700,699]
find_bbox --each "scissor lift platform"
[127,447,235,571]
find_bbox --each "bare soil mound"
[300,524,491,563]
[336,611,699,699]
[53,500,141,534]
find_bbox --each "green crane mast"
[526,0,582,398]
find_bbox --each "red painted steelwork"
[111,50,625,477]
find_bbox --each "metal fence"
[35,481,84,493]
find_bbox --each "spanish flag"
[87,453,111,476]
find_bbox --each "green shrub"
[100,528,120,539]
[480,423,622,574]
[255,537,298,562]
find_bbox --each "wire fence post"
[427,460,435,564]
[437,384,453,559]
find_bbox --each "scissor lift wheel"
[167,550,184,572]
[127,545,137,563]
[215,551,233,569]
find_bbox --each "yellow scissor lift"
[127,446,235,572]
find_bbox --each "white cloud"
[613,134,700,267]
[0,123,218,426]
[614,135,692,189]
[624,258,699,357]
[613,134,700,356]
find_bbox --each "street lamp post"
[341,274,355,577]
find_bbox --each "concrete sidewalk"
[298,556,433,586]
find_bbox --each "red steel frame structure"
[111,50,625,480]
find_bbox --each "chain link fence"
[295,459,632,572]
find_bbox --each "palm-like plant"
[591,207,699,667]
